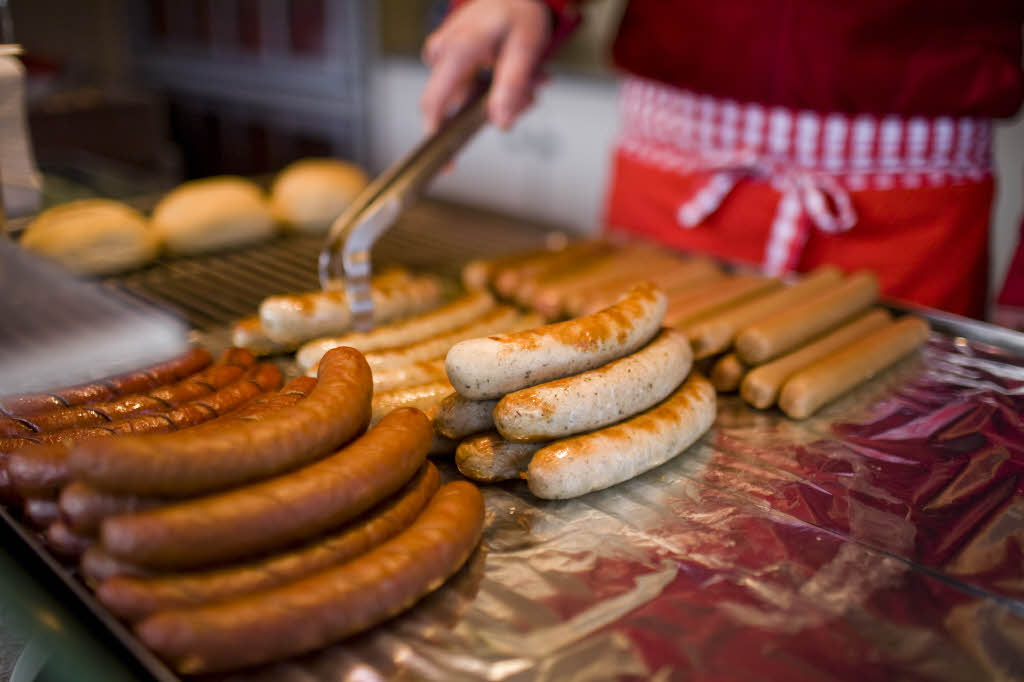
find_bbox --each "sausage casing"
[456,432,543,482]
[434,393,498,440]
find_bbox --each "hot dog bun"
[270,158,369,234]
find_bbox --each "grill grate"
[106,200,556,333]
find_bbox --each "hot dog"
[778,316,929,419]
[99,407,432,569]
[528,373,716,499]
[494,327,693,442]
[685,265,844,359]
[456,432,543,483]
[258,270,443,345]
[740,308,892,409]
[136,481,484,675]
[97,462,441,622]
[447,283,667,400]
[371,358,448,393]
[45,521,94,558]
[735,271,879,364]
[0,347,213,419]
[363,307,541,372]
[69,347,372,496]
[434,393,498,440]
[665,274,781,328]
[710,353,747,392]
[296,291,496,371]
[370,380,454,427]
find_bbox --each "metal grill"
[106,200,555,333]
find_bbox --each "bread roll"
[152,176,275,255]
[270,159,369,234]
[21,199,159,275]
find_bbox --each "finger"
[421,53,481,134]
[489,13,550,129]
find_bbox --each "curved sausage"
[447,283,667,400]
[735,271,879,364]
[97,462,441,622]
[69,347,372,496]
[80,546,157,585]
[136,481,485,675]
[296,291,496,371]
[665,275,781,328]
[363,307,539,372]
[7,444,70,498]
[685,265,844,359]
[778,316,930,419]
[0,347,213,419]
[59,481,164,534]
[494,327,693,442]
[434,393,497,440]
[45,521,94,559]
[528,373,716,499]
[740,308,892,409]
[99,407,432,569]
[456,432,543,483]
[259,270,443,345]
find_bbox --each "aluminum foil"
[214,331,1024,682]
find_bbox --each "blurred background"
[7,0,1024,304]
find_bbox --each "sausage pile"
[437,283,716,499]
[463,242,931,420]
[234,266,447,353]
[0,346,485,674]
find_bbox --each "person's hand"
[421,0,552,133]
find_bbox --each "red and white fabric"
[618,76,993,276]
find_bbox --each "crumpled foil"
[220,332,1024,682]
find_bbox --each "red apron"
[604,77,995,318]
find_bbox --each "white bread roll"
[270,158,369,234]
[21,199,159,275]
[153,176,276,255]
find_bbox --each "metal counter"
[3,200,1024,681]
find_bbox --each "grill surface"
[107,200,556,332]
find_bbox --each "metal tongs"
[318,76,490,332]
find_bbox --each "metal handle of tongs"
[318,76,490,331]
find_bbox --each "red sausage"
[24,498,61,527]
[0,416,35,438]
[8,445,71,498]
[136,481,485,674]
[100,407,432,569]
[45,521,94,559]
[80,546,157,586]
[104,347,217,395]
[70,347,373,496]
[0,436,40,453]
[59,481,165,534]
[98,462,441,621]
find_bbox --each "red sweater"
[541,0,1024,118]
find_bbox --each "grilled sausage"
[571,257,723,317]
[45,521,94,558]
[528,373,716,499]
[0,416,34,438]
[778,316,929,419]
[7,444,71,498]
[0,347,213,419]
[231,315,296,356]
[99,407,432,569]
[80,546,156,585]
[136,481,485,675]
[69,347,372,496]
[434,393,498,440]
[462,243,565,291]
[685,265,843,359]
[495,241,612,301]
[296,291,496,371]
[258,270,444,345]
[665,275,781,328]
[740,308,892,409]
[447,283,667,400]
[59,481,164,534]
[24,498,61,527]
[372,358,448,393]
[494,327,693,442]
[735,271,879,364]
[456,432,543,482]
[97,462,441,622]
[371,380,454,426]
[710,353,747,392]
[363,307,540,372]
